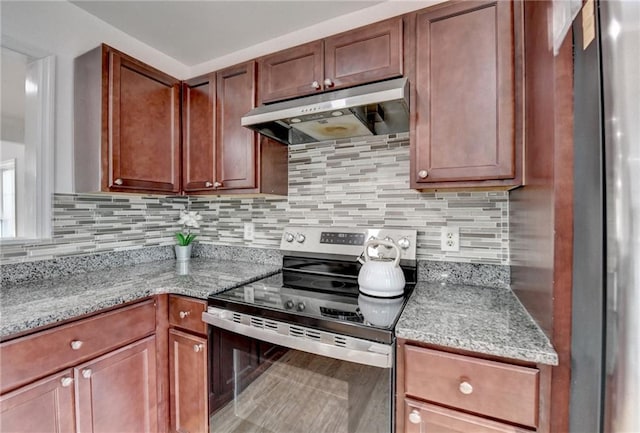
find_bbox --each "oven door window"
[209,328,391,433]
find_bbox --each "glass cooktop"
[208,272,413,344]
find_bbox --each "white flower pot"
[175,244,193,261]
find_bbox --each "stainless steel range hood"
[241,78,409,145]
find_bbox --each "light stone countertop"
[0,258,280,339]
[1,259,558,367]
[396,281,558,365]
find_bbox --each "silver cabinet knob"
[397,237,410,250]
[82,369,92,379]
[61,377,73,387]
[213,181,223,188]
[179,311,190,319]
[323,78,334,88]
[459,380,473,395]
[408,409,421,424]
[205,181,213,187]
[193,344,204,353]
[311,80,321,90]
[114,178,123,185]
[295,233,305,243]
[284,232,295,243]
[418,170,429,179]
[70,340,83,350]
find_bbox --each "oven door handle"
[202,308,392,368]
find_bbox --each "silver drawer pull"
[82,369,92,379]
[114,178,123,185]
[193,344,204,353]
[60,377,73,387]
[70,340,83,350]
[408,409,421,424]
[205,181,213,187]
[459,380,473,395]
[179,311,190,319]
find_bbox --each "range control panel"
[280,226,417,261]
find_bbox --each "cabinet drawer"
[404,346,539,428]
[0,300,155,394]
[404,398,531,433]
[169,295,207,335]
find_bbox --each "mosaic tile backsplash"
[0,133,509,265]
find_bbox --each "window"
[0,159,16,238]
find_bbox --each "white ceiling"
[70,1,385,67]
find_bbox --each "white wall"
[1,1,188,193]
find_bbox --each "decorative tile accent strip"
[0,194,187,265]
[0,133,510,267]
[190,133,509,265]
[417,260,510,289]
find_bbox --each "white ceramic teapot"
[357,239,405,297]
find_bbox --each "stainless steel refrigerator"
[571,1,639,432]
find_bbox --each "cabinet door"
[216,61,258,191]
[404,399,530,433]
[0,370,76,433]
[169,330,208,433]
[412,1,516,185]
[107,48,181,193]
[182,75,216,193]
[75,336,157,433]
[258,40,324,104]
[324,17,403,91]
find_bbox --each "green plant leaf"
[176,232,196,246]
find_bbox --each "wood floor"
[209,350,390,433]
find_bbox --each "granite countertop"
[0,258,280,339]
[396,282,558,366]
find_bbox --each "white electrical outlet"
[441,226,460,252]
[243,222,255,241]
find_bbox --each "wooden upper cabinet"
[258,17,403,104]
[216,61,258,191]
[259,40,324,104]
[324,17,403,91]
[183,62,288,196]
[411,1,521,189]
[182,74,216,193]
[105,46,181,194]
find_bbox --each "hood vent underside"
[241,77,409,146]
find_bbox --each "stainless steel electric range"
[202,226,417,433]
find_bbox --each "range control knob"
[284,232,295,242]
[382,236,394,249]
[397,237,411,250]
[285,300,294,309]
[296,302,306,312]
[295,233,306,243]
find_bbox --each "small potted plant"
[175,209,202,261]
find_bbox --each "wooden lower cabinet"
[397,339,548,433]
[169,329,208,433]
[0,300,158,433]
[404,399,531,433]
[75,336,158,433]
[0,369,76,433]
